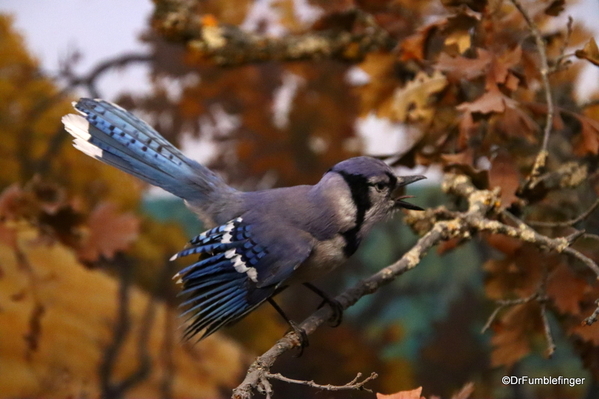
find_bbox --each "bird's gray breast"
[287,234,349,284]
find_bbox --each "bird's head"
[326,156,426,228]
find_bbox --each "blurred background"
[1,0,599,398]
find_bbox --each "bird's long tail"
[62,98,234,204]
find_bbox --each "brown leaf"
[440,150,475,167]
[484,234,522,257]
[357,52,398,117]
[547,263,588,315]
[492,106,539,143]
[544,0,565,16]
[504,72,520,92]
[436,49,493,81]
[573,113,599,155]
[77,203,140,262]
[491,302,542,368]
[484,244,544,300]
[575,38,599,67]
[489,46,522,88]
[571,320,599,346]
[456,86,517,115]
[377,386,424,399]
[488,151,520,206]
[437,237,463,255]
[400,18,450,61]
[391,70,448,122]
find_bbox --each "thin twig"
[583,299,599,326]
[527,198,599,227]
[551,16,574,73]
[510,0,554,178]
[265,372,378,393]
[540,301,556,357]
[481,293,540,333]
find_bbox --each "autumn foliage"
[2,0,599,398]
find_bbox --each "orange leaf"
[484,234,522,257]
[437,237,463,254]
[401,19,448,61]
[78,203,140,262]
[201,14,219,27]
[491,303,541,368]
[575,37,599,67]
[547,263,588,315]
[571,320,599,346]
[573,113,599,155]
[488,151,520,206]
[377,386,424,399]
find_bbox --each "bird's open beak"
[393,175,426,211]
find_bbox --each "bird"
[62,98,425,345]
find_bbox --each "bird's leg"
[302,283,343,327]
[267,298,308,355]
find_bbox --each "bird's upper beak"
[393,175,426,211]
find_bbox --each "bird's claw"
[288,320,309,357]
[317,298,344,327]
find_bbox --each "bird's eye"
[374,182,386,192]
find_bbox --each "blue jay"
[63,98,425,344]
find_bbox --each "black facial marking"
[385,172,397,190]
[335,171,372,257]
[340,226,360,257]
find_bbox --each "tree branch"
[264,371,378,393]
[509,0,554,182]
[152,0,393,66]
[527,198,599,227]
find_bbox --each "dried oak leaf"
[571,320,599,346]
[484,233,522,257]
[573,113,599,155]
[488,46,522,89]
[492,106,539,143]
[436,49,492,81]
[357,52,398,116]
[456,85,517,115]
[491,302,542,368]
[484,244,544,300]
[546,262,588,315]
[391,70,448,122]
[401,18,448,61]
[575,37,599,67]
[77,202,140,263]
[488,151,520,206]
[377,386,424,399]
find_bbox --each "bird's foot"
[288,320,309,357]
[317,297,344,327]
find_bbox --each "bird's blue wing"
[172,216,311,340]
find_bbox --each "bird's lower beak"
[393,175,426,211]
